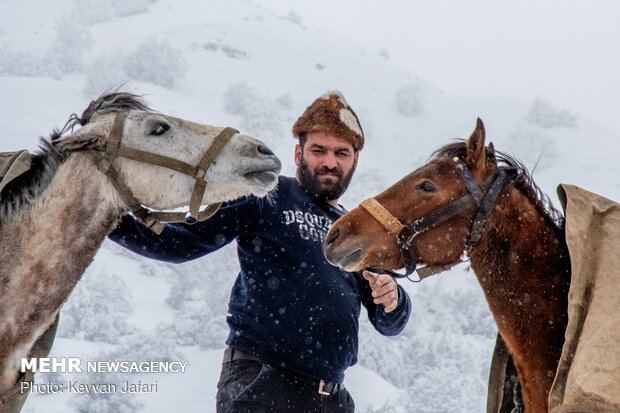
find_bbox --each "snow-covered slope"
[1,1,619,412]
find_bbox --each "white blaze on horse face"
[110,111,281,209]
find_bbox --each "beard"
[298,156,356,203]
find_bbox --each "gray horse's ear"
[53,123,108,152]
[465,118,486,168]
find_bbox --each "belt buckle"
[318,379,331,396]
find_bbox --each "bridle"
[89,111,238,234]
[359,156,518,281]
[361,158,517,281]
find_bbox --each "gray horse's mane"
[0,92,151,226]
[60,92,151,138]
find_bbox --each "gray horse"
[0,92,281,411]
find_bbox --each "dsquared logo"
[282,210,332,243]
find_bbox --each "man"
[109,90,411,412]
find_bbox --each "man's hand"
[362,270,399,313]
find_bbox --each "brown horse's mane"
[431,140,565,234]
[0,92,151,226]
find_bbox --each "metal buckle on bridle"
[89,110,238,234]
[358,198,421,282]
[360,158,517,282]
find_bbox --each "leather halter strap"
[90,111,238,234]
[359,198,405,236]
[0,370,34,405]
[360,160,517,281]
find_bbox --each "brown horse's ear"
[487,141,496,163]
[53,123,108,153]
[465,118,486,169]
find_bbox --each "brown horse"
[324,119,571,413]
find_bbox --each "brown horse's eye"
[415,182,436,193]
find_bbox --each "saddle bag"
[548,184,620,412]
[0,150,32,196]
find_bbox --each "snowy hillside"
[1,1,619,412]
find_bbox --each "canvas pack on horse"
[324,119,572,413]
[0,92,281,411]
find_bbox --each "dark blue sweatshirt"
[108,176,411,383]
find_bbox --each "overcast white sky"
[258,0,620,136]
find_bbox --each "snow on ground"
[1,0,619,412]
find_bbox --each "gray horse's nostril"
[257,145,274,156]
[326,228,340,245]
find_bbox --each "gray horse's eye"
[150,122,170,136]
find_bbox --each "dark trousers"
[216,357,355,413]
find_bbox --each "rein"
[89,111,238,234]
[360,157,517,281]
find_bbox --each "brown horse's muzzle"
[324,209,401,272]
[323,225,363,270]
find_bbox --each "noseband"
[89,111,238,234]
[360,157,518,281]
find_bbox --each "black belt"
[222,347,343,396]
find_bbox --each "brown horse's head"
[324,118,500,273]
[326,118,570,412]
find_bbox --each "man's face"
[295,132,359,202]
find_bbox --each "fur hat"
[292,90,365,151]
